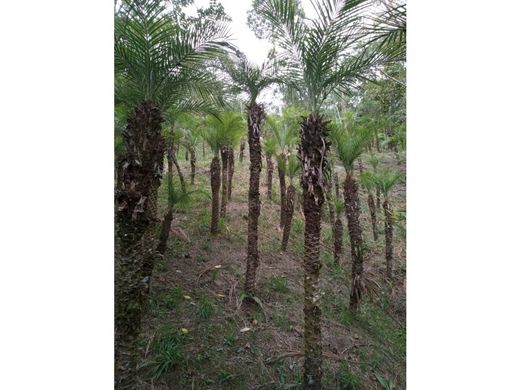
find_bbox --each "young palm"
[257,0,387,386]
[267,115,298,230]
[281,154,301,251]
[263,136,278,200]
[371,168,402,279]
[331,123,371,314]
[114,1,230,386]
[220,53,278,298]
[360,170,378,241]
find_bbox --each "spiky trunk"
[210,156,221,234]
[383,198,394,279]
[281,184,296,251]
[278,154,287,229]
[244,102,265,296]
[220,146,229,218]
[189,145,196,185]
[266,154,274,200]
[344,172,364,313]
[115,100,164,389]
[299,113,330,390]
[239,138,246,162]
[227,148,234,200]
[368,193,378,241]
[334,217,343,265]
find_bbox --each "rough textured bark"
[156,168,174,255]
[383,199,394,279]
[368,193,378,241]
[220,146,229,217]
[227,148,234,200]
[334,172,340,198]
[299,113,330,390]
[344,172,364,313]
[278,154,287,229]
[115,100,164,389]
[189,145,196,185]
[376,187,381,210]
[244,102,265,296]
[266,154,274,200]
[239,138,246,162]
[334,217,343,265]
[210,156,221,234]
[281,184,295,251]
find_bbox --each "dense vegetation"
[115,0,406,388]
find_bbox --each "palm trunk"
[357,158,364,175]
[210,156,221,234]
[157,165,175,255]
[266,154,274,200]
[227,148,234,200]
[244,102,265,296]
[202,141,206,158]
[368,193,378,241]
[334,217,343,265]
[383,198,394,279]
[344,172,364,313]
[189,145,196,185]
[170,144,185,193]
[239,138,246,162]
[281,184,295,251]
[334,172,340,198]
[376,187,381,210]
[278,154,287,229]
[300,113,330,390]
[220,146,229,218]
[115,100,164,389]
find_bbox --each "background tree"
[360,170,379,241]
[219,53,278,298]
[281,154,300,251]
[371,168,402,279]
[332,196,345,265]
[263,136,277,200]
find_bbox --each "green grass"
[337,362,361,390]
[197,294,215,320]
[269,276,290,294]
[141,327,186,380]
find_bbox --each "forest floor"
[135,148,406,389]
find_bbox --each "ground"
[136,147,406,389]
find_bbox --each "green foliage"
[376,374,396,390]
[286,154,301,180]
[269,276,289,294]
[263,136,278,157]
[331,122,372,172]
[337,362,361,390]
[142,327,185,380]
[197,294,215,319]
[370,168,402,196]
[200,112,245,155]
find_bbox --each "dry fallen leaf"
[183,295,192,300]
[180,328,189,334]
[239,327,251,333]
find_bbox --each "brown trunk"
[376,187,381,210]
[281,184,295,251]
[184,148,189,161]
[202,141,206,158]
[227,148,234,200]
[368,193,378,241]
[357,158,364,175]
[244,102,265,296]
[220,146,229,218]
[115,100,164,389]
[299,113,330,390]
[278,154,287,229]
[189,145,196,185]
[334,172,340,198]
[156,207,173,255]
[210,156,221,234]
[266,155,274,200]
[170,144,185,193]
[383,199,394,279]
[344,173,364,313]
[334,217,343,265]
[239,138,246,162]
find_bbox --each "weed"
[292,218,303,233]
[272,313,291,331]
[376,374,395,390]
[142,327,185,380]
[269,276,289,294]
[337,362,361,390]
[197,294,215,319]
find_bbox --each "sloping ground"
[136,149,406,389]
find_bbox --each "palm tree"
[263,136,278,200]
[331,123,371,314]
[219,53,278,298]
[281,154,300,251]
[332,197,345,265]
[360,171,378,241]
[114,1,230,386]
[267,115,298,230]
[257,0,387,386]
[368,153,383,209]
[371,168,402,279]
